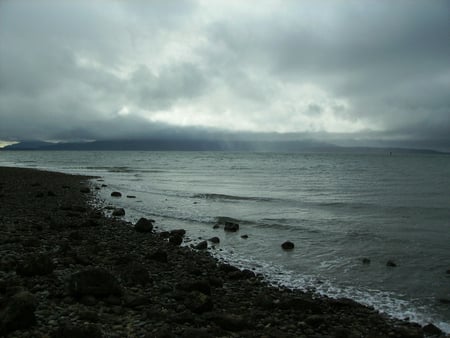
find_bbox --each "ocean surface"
[1,150,449,331]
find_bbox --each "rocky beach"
[0,166,445,337]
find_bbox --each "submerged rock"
[386,260,397,267]
[224,222,239,232]
[194,240,208,250]
[362,258,371,264]
[208,237,220,244]
[281,241,294,250]
[111,191,122,197]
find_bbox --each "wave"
[192,193,273,202]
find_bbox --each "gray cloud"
[0,0,449,150]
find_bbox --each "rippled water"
[1,150,449,331]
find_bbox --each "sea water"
[1,150,449,331]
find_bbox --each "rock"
[52,323,103,338]
[362,258,371,264]
[446,269,450,274]
[213,224,220,229]
[194,240,208,250]
[0,254,17,272]
[184,291,213,314]
[126,195,136,198]
[0,291,37,335]
[35,192,44,198]
[224,221,239,232]
[386,260,397,267]
[209,237,220,244]
[47,190,56,196]
[170,229,186,237]
[219,263,240,274]
[281,241,294,250]
[169,234,183,246]
[68,268,121,298]
[422,323,442,336]
[112,208,125,216]
[16,253,54,276]
[241,234,248,239]
[439,298,450,304]
[80,187,90,193]
[81,219,100,227]
[214,314,249,332]
[121,263,151,286]
[146,249,168,263]
[177,279,211,295]
[111,191,122,197]
[78,310,99,322]
[134,217,154,233]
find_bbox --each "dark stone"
[281,241,294,250]
[177,279,211,295]
[134,218,154,233]
[446,269,450,274]
[219,263,240,274]
[69,231,84,241]
[0,291,37,335]
[80,187,91,193]
[229,269,255,280]
[439,298,450,304]
[184,291,213,314]
[214,314,249,332]
[181,328,210,338]
[101,184,108,187]
[224,221,239,232]
[159,231,170,238]
[121,263,151,286]
[362,258,371,264]
[78,310,99,322]
[194,240,208,250]
[112,208,125,217]
[423,323,442,336]
[68,268,121,298]
[241,234,249,239]
[16,253,54,276]
[81,219,100,227]
[209,237,220,244]
[305,314,327,327]
[278,295,323,314]
[35,192,44,198]
[170,229,186,237]
[213,224,220,229]
[126,195,136,198]
[47,190,56,196]
[111,191,122,197]
[386,260,397,267]
[169,234,183,246]
[52,323,103,338]
[80,295,97,306]
[146,249,168,263]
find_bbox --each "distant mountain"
[2,139,447,154]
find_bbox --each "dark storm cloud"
[0,0,449,149]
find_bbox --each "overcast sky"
[0,0,449,149]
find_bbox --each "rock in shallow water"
[224,222,239,232]
[194,240,208,250]
[112,208,125,217]
[386,260,397,267]
[110,191,122,197]
[281,241,294,250]
[134,217,154,233]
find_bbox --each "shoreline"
[0,166,444,337]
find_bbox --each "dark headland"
[0,167,445,337]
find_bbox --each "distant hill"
[2,139,447,154]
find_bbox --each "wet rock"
[241,234,249,239]
[126,195,136,198]
[446,269,450,274]
[213,224,220,229]
[224,221,239,232]
[16,253,54,276]
[194,240,208,250]
[386,260,397,267]
[169,234,183,246]
[0,254,17,272]
[111,191,122,197]
[0,291,37,335]
[146,249,168,263]
[281,241,294,250]
[219,263,240,274]
[112,208,125,216]
[362,258,371,264]
[80,187,90,193]
[134,217,154,233]
[209,237,220,244]
[422,323,442,336]
[52,323,103,338]
[170,229,186,237]
[68,268,121,298]
[121,263,151,286]
[177,279,211,295]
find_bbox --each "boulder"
[111,191,122,197]
[169,234,183,246]
[281,241,294,250]
[208,237,220,244]
[0,291,37,335]
[194,240,208,250]
[16,253,54,276]
[170,229,186,237]
[184,291,213,314]
[134,218,154,233]
[112,208,125,217]
[68,268,121,298]
[386,260,397,267]
[362,258,371,264]
[80,187,90,193]
[146,249,168,263]
[241,234,249,239]
[423,323,442,336]
[224,222,239,232]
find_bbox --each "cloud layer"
[0,0,449,149]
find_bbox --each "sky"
[0,0,449,150]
